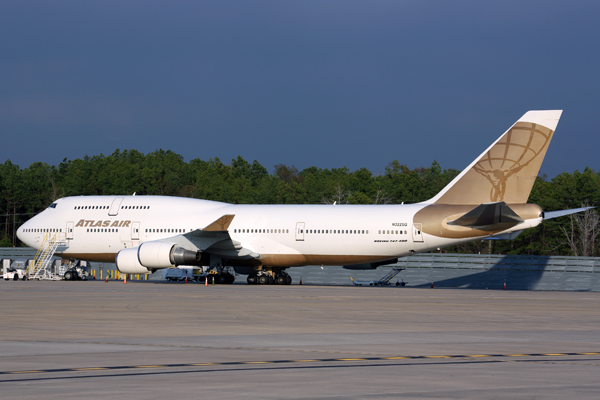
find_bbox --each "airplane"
[350,267,404,286]
[17,110,591,285]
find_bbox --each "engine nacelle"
[137,241,202,268]
[171,247,202,265]
[116,248,151,274]
[343,258,399,270]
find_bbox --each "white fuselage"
[16,195,476,268]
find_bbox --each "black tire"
[247,275,256,285]
[258,275,267,285]
[275,276,285,285]
[64,271,72,281]
[21,275,27,281]
[226,274,235,284]
[72,271,79,281]
[286,275,292,285]
[217,274,227,284]
[13,274,19,281]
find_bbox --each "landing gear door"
[66,221,74,240]
[295,222,305,241]
[412,223,424,242]
[109,197,124,216]
[131,222,140,240]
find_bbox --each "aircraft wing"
[179,214,261,260]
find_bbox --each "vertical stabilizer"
[426,110,562,205]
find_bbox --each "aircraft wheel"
[258,275,267,285]
[286,275,292,285]
[247,275,256,285]
[217,274,227,284]
[226,274,235,284]
[275,276,285,285]
[64,271,72,281]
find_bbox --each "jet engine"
[137,241,202,268]
[115,248,151,274]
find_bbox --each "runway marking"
[1,352,598,376]
[72,368,109,371]
[8,370,43,374]
[188,363,218,366]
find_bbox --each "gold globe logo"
[472,122,553,202]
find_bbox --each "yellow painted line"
[73,367,109,371]
[3,352,599,376]
[577,352,600,355]
[9,370,43,374]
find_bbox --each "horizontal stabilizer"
[544,207,595,220]
[448,202,523,228]
[488,230,524,240]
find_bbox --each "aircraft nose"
[16,221,32,247]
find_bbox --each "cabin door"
[412,223,424,242]
[295,222,305,241]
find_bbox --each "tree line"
[1,149,599,256]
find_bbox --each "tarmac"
[1,280,600,399]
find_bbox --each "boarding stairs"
[377,268,404,285]
[27,232,66,280]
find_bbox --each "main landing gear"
[247,270,292,285]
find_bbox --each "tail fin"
[426,110,562,205]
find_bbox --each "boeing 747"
[17,110,588,284]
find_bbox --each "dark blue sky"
[1,1,599,178]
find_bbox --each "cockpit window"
[48,203,57,209]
